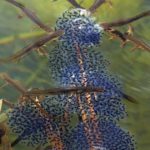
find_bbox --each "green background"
[0,0,150,149]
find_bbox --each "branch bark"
[0,73,26,94]
[101,10,150,28]
[67,0,83,8]
[2,99,14,108]
[104,28,150,52]
[24,86,104,96]
[0,30,63,63]
[89,0,106,12]
[5,0,53,32]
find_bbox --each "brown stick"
[0,73,26,94]
[101,10,150,28]
[5,0,53,32]
[125,34,150,52]
[122,93,138,104]
[89,0,106,12]
[2,99,14,108]
[105,28,126,42]
[67,0,83,8]
[104,28,150,52]
[24,87,104,96]
[0,30,63,63]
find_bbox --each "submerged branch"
[101,10,150,28]
[11,136,22,147]
[104,28,150,52]
[0,73,26,94]
[2,99,14,108]
[67,0,83,8]
[24,86,104,96]
[5,0,53,32]
[0,30,63,63]
[89,0,106,12]
[122,93,138,104]
[25,87,137,103]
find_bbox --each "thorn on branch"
[101,10,150,28]
[105,28,126,42]
[0,30,63,63]
[104,28,150,52]
[36,47,49,57]
[125,34,150,52]
[5,0,53,32]
[126,25,134,36]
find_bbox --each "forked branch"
[101,10,150,28]
[104,28,150,52]
[100,10,150,52]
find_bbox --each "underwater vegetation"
[8,9,135,150]
[0,0,150,150]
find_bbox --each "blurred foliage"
[0,0,150,150]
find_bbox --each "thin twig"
[0,83,8,90]
[89,0,106,12]
[125,34,150,52]
[0,73,26,94]
[5,0,53,32]
[67,0,83,8]
[0,74,51,116]
[24,86,104,96]
[11,136,22,147]
[105,28,126,42]
[101,10,150,28]
[0,30,63,63]
[24,87,137,103]
[122,93,138,104]
[2,99,14,108]
[104,28,150,52]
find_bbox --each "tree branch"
[101,10,150,28]
[104,28,150,52]
[67,0,83,8]
[24,87,137,103]
[5,0,53,32]
[89,0,106,12]
[0,73,26,94]
[24,86,104,96]
[2,99,14,108]
[0,30,63,63]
